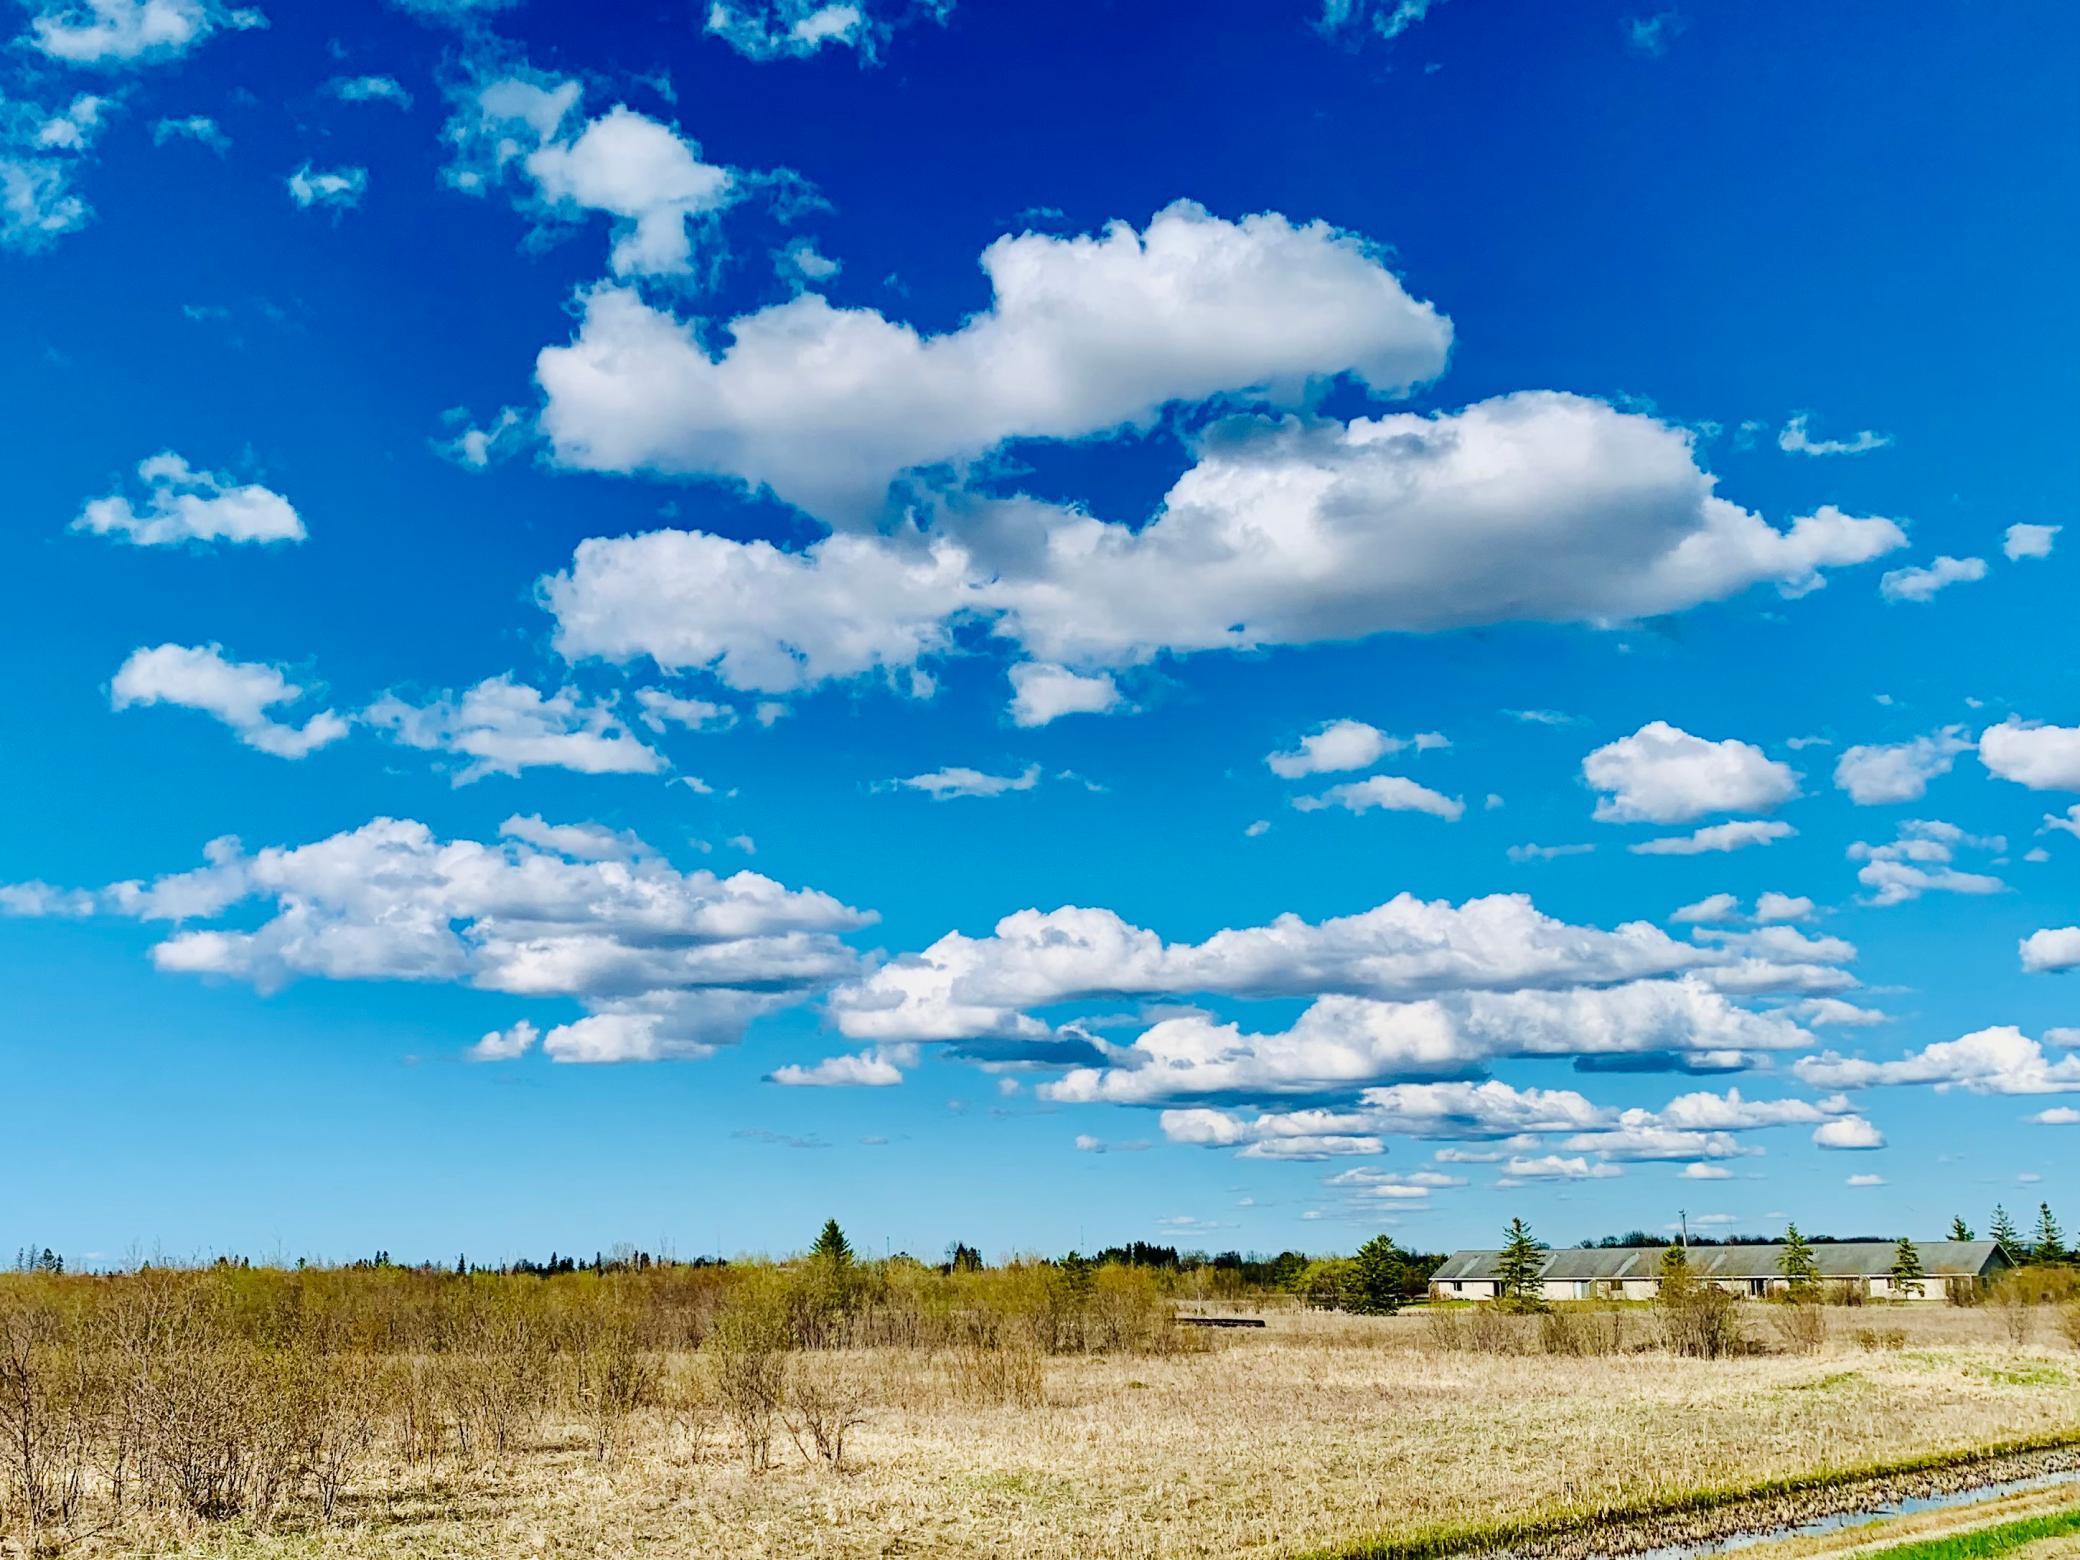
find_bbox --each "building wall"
[1432,1271,1969,1302]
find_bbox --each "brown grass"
[6,1274,2080,1558]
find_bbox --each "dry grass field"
[11,1283,2080,1560]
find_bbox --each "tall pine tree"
[1778,1221,1819,1295]
[1496,1217,1547,1311]
[1890,1236,1926,1298]
[1991,1204,2020,1257]
[1950,1216,1975,1242]
[2033,1203,2066,1265]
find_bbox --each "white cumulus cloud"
[2004,523,2060,561]
[1880,555,1986,603]
[1833,728,1972,804]
[71,452,304,546]
[537,201,1453,521]
[364,675,664,782]
[111,644,348,758]
[1584,721,1797,824]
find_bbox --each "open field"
[8,1268,2080,1560]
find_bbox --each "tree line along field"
[6,1224,2080,1558]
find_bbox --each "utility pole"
[1680,1210,1689,1249]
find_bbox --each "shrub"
[706,1275,793,1471]
[1538,1305,1625,1357]
[1769,1298,1827,1356]
[1658,1284,1746,1359]
[783,1351,869,1470]
[1855,1327,1908,1352]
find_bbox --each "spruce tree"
[1950,1216,1974,1242]
[1658,1242,1693,1301]
[1495,1217,1547,1311]
[1778,1221,1819,1295]
[1890,1236,1926,1298]
[812,1218,854,1266]
[2033,1202,2066,1265]
[1349,1233,1406,1315]
[1991,1204,2020,1257]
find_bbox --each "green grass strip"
[1860,1506,2080,1560]
[1306,1429,2080,1560]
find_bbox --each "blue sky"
[5,0,2078,1267]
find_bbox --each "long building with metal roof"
[1430,1240,2010,1302]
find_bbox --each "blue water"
[1615,1468,2080,1560]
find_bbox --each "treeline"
[10,1234,1445,1305]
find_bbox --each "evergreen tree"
[1778,1221,1819,1295]
[1658,1242,1694,1301]
[2033,1202,2066,1265]
[812,1218,854,1266]
[1890,1236,1926,1298]
[1950,1216,1975,1242]
[1991,1205,2020,1257]
[1349,1233,1406,1315]
[1495,1217,1548,1311]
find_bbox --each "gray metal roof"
[1431,1241,2008,1283]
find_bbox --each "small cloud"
[2030,1107,2080,1126]
[152,115,229,152]
[1074,1134,1151,1154]
[1880,556,1987,604]
[1624,9,1684,55]
[2005,523,2060,562]
[1244,819,1270,838]
[1680,1163,1732,1180]
[329,74,412,108]
[892,764,1041,801]
[1508,842,1595,863]
[469,1019,538,1061]
[1845,1173,1885,1187]
[286,163,367,212]
[1779,413,1891,457]
[1813,1115,1885,1150]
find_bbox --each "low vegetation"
[5,1216,2078,1556]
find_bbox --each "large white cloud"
[543,394,1906,696]
[537,202,1454,521]
[1980,720,2080,792]
[71,452,304,546]
[364,676,664,782]
[830,891,1842,1045]
[111,644,347,759]
[2019,927,2080,974]
[1,817,874,1060]
[1584,721,1797,824]
[1042,979,1813,1105]
[1796,1026,2080,1096]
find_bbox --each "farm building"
[1429,1241,2011,1303]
